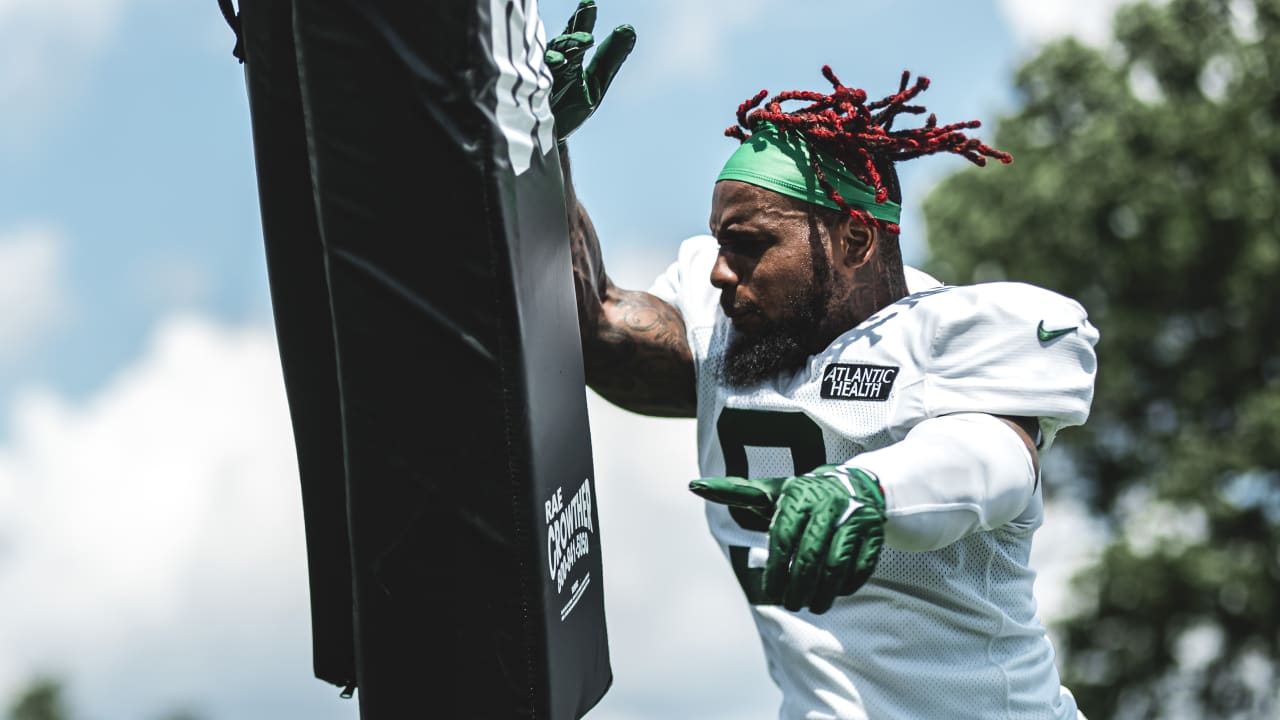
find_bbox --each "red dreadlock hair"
[726,66,1012,235]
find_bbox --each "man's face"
[708,180,838,387]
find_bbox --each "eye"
[718,230,770,256]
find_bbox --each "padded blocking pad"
[238,1,611,717]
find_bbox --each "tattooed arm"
[561,148,696,418]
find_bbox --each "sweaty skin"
[560,150,1040,468]
[708,180,907,353]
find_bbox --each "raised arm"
[561,149,696,417]
[544,2,694,415]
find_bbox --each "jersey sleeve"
[904,265,942,293]
[647,254,683,306]
[646,235,721,328]
[920,282,1099,450]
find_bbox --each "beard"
[720,284,830,389]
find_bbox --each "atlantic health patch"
[820,363,899,401]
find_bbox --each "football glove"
[545,0,635,141]
[690,465,886,614]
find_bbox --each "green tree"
[922,0,1280,717]
[7,678,69,720]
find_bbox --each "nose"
[710,251,737,291]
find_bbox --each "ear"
[834,216,877,269]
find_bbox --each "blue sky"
[0,1,1129,718]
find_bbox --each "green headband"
[716,123,902,224]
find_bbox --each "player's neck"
[826,260,908,340]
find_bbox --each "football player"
[548,3,1098,718]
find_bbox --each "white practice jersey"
[649,236,1099,720]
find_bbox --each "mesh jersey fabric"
[648,235,1098,720]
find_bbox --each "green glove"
[545,0,635,141]
[690,465,886,614]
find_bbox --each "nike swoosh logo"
[1037,320,1077,342]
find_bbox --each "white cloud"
[0,315,349,719]
[998,0,1139,49]
[0,225,68,362]
[0,0,129,135]
[133,255,216,309]
[1031,496,1107,624]
[645,0,765,79]
[608,0,768,96]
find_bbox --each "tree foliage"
[3,677,204,720]
[6,678,69,720]
[922,0,1280,717]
